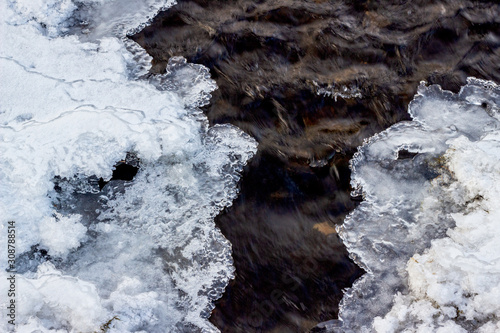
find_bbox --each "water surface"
[133,1,500,331]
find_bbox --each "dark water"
[132,1,500,331]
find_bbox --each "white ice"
[335,79,500,332]
[0,0,256,332]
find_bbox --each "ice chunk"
[336,79,500,332]
[16,263,107,332]
[39,214,87,258]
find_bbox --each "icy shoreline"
[0,1,256,332]
[336,78,500,332]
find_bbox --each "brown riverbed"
[132,0,500,331]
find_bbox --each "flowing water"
[133,1,500,332]
[1,0,500,332]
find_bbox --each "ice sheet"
[0,0,256,332]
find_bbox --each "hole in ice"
[50,154,140,224]
[52,154,139,194]
[98,153,140,190]
[396,149,418,160]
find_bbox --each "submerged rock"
[132,0,500,331]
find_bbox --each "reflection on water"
[133,0,500,331]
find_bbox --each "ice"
[313,80,362,101]
[8,0,77,36]
[0,0,256,332]
[335,79,500,332]
[39,214,87,258]
[7,0,177,38]
[15,262,108,332]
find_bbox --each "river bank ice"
[337,79,500,332]
[0,0,256,332]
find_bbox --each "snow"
[336,78,500,332]
[0,0,256,332]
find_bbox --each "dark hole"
[481,102,488,109]
[98,161,139,190]
[38,248,49,257]
[397,149,418,160]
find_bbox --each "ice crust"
[335,78,500,332]
[0,0,256,332]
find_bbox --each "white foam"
[0,0,256,332]
[336,78,500,332]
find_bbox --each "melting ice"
[335,79,500,332]
[0,0,256,332]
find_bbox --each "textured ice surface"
[313,81,362,101]
[7,0,177,38]
[335,78,500,332]
[0,0,256,332]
